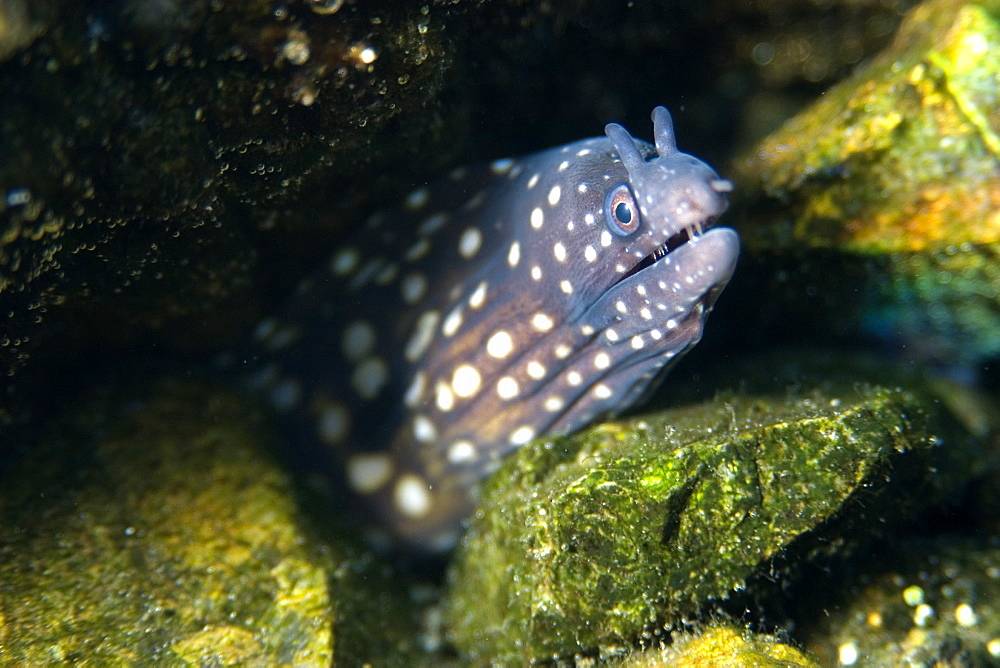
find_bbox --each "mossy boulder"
[731,0,1000,364]
[445,360,981,663]
[0,380,430,665]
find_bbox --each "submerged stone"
[617,623,819,667]
[731,0,1000,364]
[0,0,461,432]
[802,538,1000,665]
[0,380,429,665]
[444,356,980,663]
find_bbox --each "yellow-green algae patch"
[730,0,1000,363]
[445,367,977,663]
[735,0,1000,255]
[0,380,426,665]
[616,622,818,667]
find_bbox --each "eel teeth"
[619,216,717,284]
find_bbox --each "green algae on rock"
[731,0,1000,364]
[616,623,819,668]
[444,371,978,663]
[0,380,428,665]
[802,538,1000,665]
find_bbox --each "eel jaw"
[618,216,718,285]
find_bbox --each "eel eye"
[605,184,640,236]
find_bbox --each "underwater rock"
[0,0,47,62]
[0,1,461,431]
[731,0,1000,365]
[0,380,430,665]
[802,538,1000,665]
[444,353,982,663]
[616,623,818,667]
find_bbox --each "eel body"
[250,107,740,550]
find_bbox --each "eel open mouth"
[618,216,717,284]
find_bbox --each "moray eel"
[250,107,739,551]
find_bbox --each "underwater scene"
[1,0,998,664]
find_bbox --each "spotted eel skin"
[250,107,739,551]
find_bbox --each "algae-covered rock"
[0,0,47,62]
[617,623,818,667]
[445,365,979,663]
[731,0,1000,364]
[802,538,1000,665]
[0,380,428,665]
